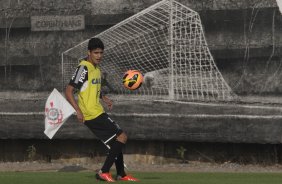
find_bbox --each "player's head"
[87,38,104,65]
[88,37,104,51]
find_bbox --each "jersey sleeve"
[69,65,88,90]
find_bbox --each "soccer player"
[65,37,139,182]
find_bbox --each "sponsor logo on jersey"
[79,69,88,83]
[92,78,101,84]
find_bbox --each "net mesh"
[62,0,236,101]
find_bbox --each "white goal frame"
[62,0,236,101]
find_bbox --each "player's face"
[88,48,104,65]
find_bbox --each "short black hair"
[88,37,104,51]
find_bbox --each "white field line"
[110,113,282,119]
[154,100,282,111]
[0,112,45,116]
[1,112,282,119]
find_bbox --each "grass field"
[1,172,282,184]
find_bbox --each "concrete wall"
[1,0,282,161]
[0,0,281,95]
[1,139,282,164]
[1,99,282,163]
[1,99,282,144]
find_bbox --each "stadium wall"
[1,99,282,163]
[1,98,282,143]
[1,139,282,164]
[1,0,282,163]
[0,0,281,95]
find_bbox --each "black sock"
[101,141,124,173]
[115,152,126,177]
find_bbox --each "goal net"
[62,0,236,101]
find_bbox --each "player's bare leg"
[116,132,127,143]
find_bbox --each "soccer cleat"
[96,171,116,182]
[117,175,139,181]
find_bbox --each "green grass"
[0,172,282,184]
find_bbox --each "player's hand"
[76,109,85,123]
[102,95,113,110]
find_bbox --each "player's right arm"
[65,65,88,123]
[65,85,84,123]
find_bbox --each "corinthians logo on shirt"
[45,101,63,125]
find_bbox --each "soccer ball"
[122,70,143,90]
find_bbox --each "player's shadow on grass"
[58,165,87,172]
[142,176,161,180]
[85,175,96,179]
[85,175,161,180]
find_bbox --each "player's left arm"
[101,94,113,110]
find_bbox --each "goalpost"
[62,0,236,101]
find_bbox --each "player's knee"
[117,132,127,144]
